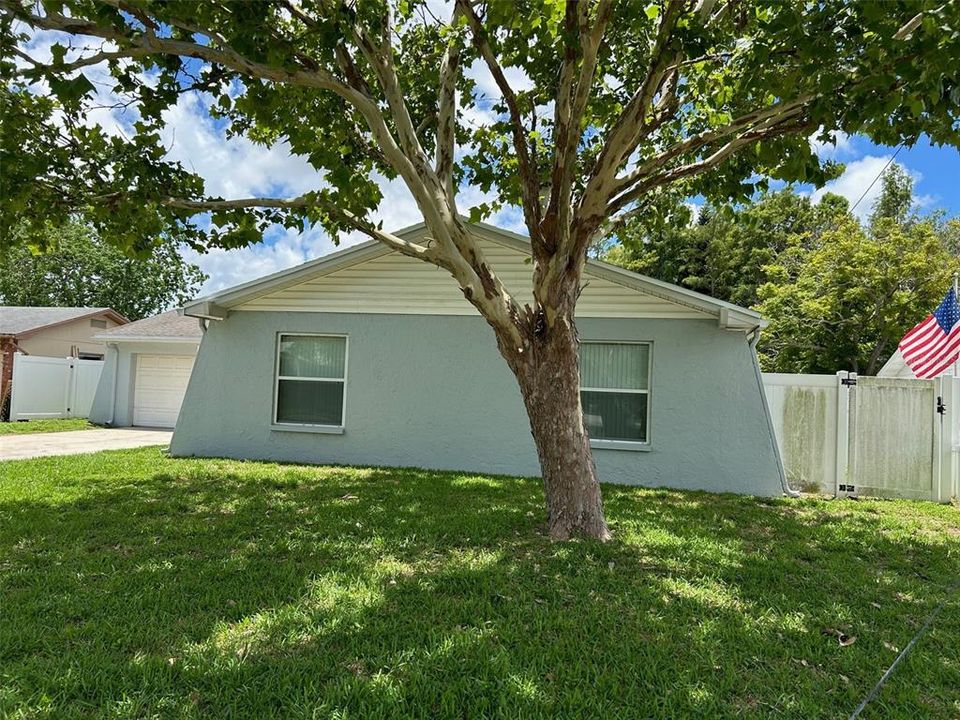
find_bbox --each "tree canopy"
[757,170,960,375]
[0,221,207,320]
[606,167,960,375]
[3,2,960,261]
[604,188,848,309]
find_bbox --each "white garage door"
[133,355,195,428]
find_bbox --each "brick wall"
[0,336,16,419]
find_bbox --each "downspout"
[748,327,799,497]
[105,342,119,426]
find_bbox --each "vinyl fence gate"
[763,372,959,502]
[8,353,104,422]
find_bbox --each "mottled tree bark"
[499,305,611,542]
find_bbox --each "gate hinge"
[937,396,947,415]
[841,376,857,386]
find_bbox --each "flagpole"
[954,272,959,377]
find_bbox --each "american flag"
[899,288,960,379]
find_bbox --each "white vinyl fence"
[763,372,959,502]
[9,353,104,421]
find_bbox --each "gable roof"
[95,309,203,343]
[184,221,765,331]
[0,306,128,337]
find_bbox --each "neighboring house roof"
[0,306,128,338]
[94,309,203,343]
[877,347,955,378]
[184,220,766,331]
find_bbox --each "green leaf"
[48,74,95,105]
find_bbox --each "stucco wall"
[18,315,121,358]
[90,341,200,426]
[170,311,783,496]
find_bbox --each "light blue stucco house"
[164,221,786,496]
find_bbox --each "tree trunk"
[506,316,611,542]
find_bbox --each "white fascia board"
[183,300,229,320]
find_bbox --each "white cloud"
[183,223,347,293]
[811,156,922,221]
[464,58,533,101]
[159,93,322,200]
[809,129,854,159]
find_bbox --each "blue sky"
[800,133,960,219]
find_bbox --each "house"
[878,348,955,378]
[171,221,788,496]
[89,310,204,428]
[0,306,128,413]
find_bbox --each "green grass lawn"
[0,418,94,435]
[0,449,958,719]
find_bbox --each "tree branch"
[351,4,427,162]
[542,1,584,254]
[575,0,686,237]
[606,115,816,217]
[436,4,465,202]
[456,0,543,247]
[611,94,815,197]
[3,0,528,346]
[160,195,438,263]
[569,0,614,130]
[3,3,365,102]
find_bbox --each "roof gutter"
[92,335,202,344]
[748,327,798,498]
[105,343,119,426]
[183,300,229,321]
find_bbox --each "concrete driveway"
[0,428,173,461]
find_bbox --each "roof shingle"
[95,310,203,340]
[0,306,123,336]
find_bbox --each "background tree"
[3,0,960,539]
[756,169,960,374]
[0,221,207,320]
[606,189,850,308]
[608,167,960,375]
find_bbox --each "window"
[579,342,650,444]
[274,334,347,427]
[90,319,107,329]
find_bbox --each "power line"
[849,576,960,719]
[849,143,904,214]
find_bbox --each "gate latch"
[841,376,857,386]
[937,396,947,415]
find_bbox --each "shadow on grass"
[1,451,958,719]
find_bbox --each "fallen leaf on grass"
[822,628,857,646]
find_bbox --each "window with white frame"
[579,342,650,443]
[274,334,347,427]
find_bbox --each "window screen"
[275,335,347,426]
[579,342,650,443]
